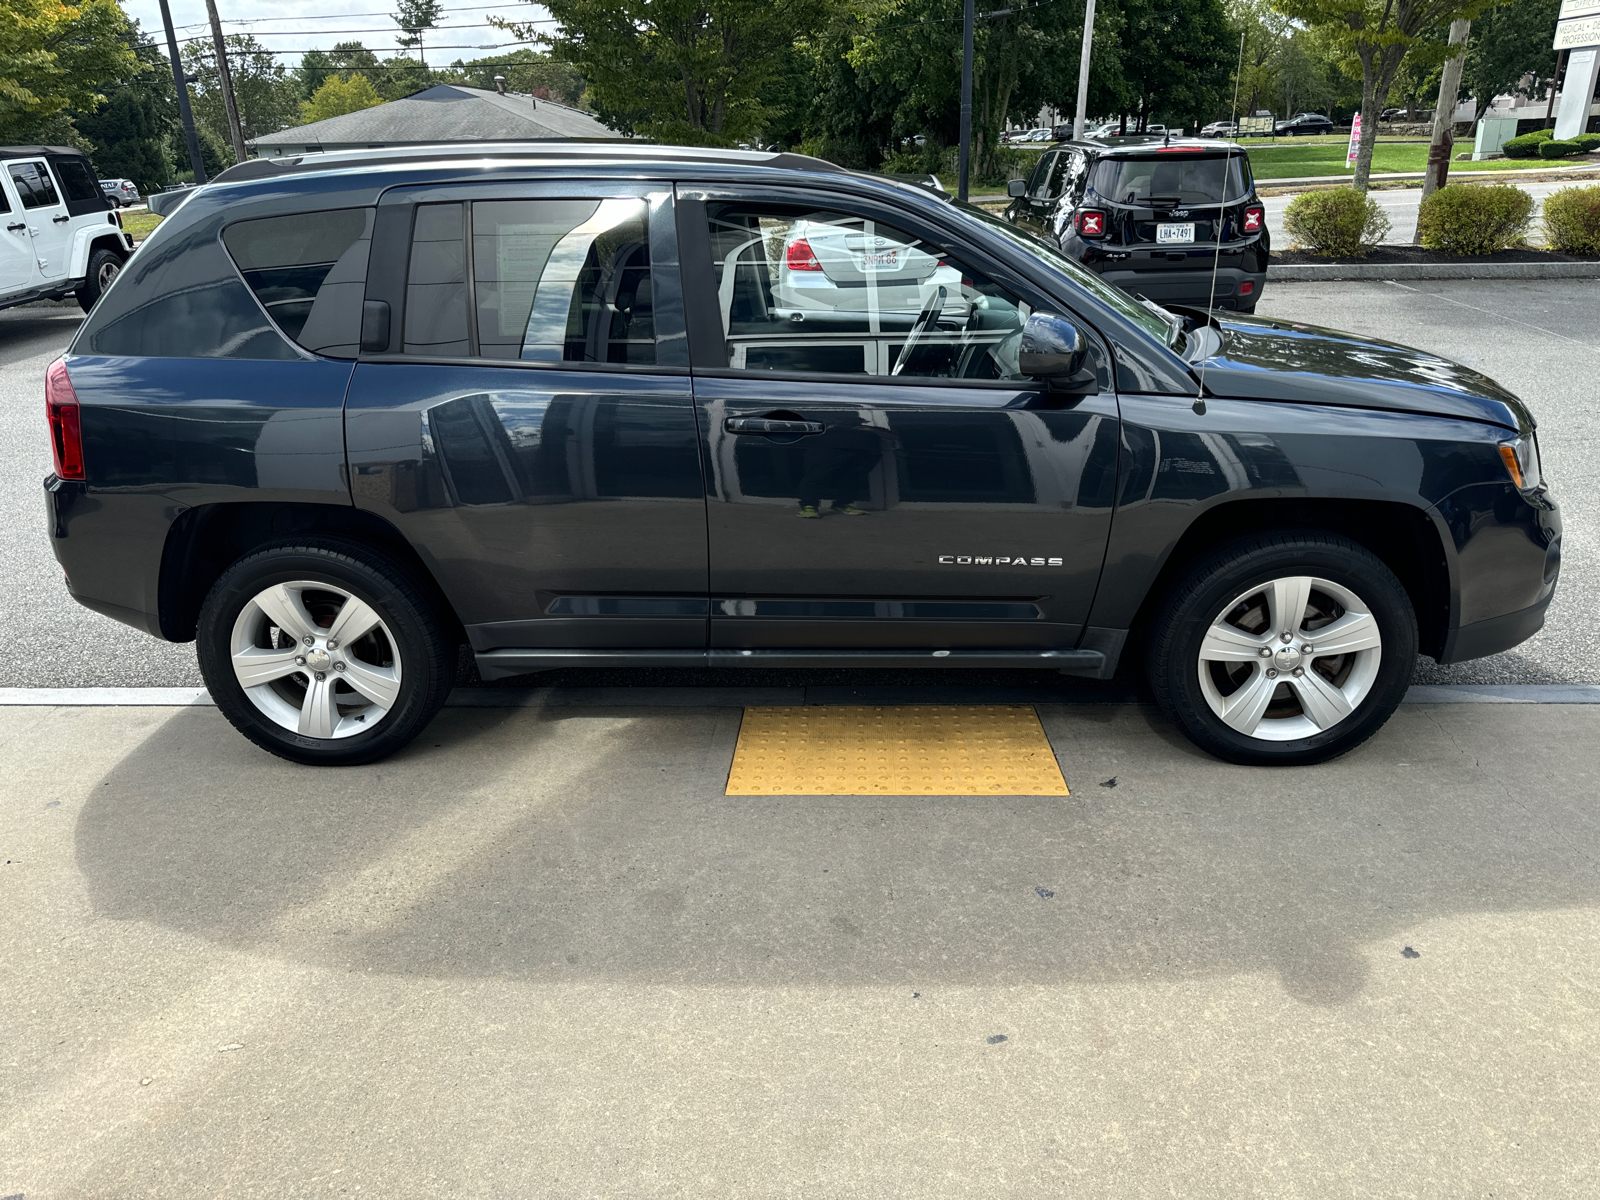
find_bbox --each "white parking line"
[1,685,1597,706]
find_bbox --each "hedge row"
[1543,184,1600,254]
[1505,128,1600,159]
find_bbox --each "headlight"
[1498,435,1542,491]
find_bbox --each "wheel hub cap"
[1273,645,1303,671]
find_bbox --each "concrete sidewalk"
[3,700,1598,1197]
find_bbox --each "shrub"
[1538,139,1584,159]
[1542,184,1600,254]
[1416,183,1533,254]
[1573,132,1600,152]
[1282,187,1392,256]
[1502,130,1554,158]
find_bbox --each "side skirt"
[475,647,1109,680]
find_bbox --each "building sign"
[1555,16,1600,48]
[1346,113,1362,168]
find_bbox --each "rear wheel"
[1148,532,1417,765]
[75,248,123,312]
[197,540,454,765]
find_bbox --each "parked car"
[1276,112,1336,136]
[2,145,135,313]
[1004,136,1268,312]
[44,143,1560,769]
[1199,119,1238,138]
[99,178,140,207]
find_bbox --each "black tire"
[76,248,123,313]
[197,539,455,766]
[1147,531,1417,766]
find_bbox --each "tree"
[302,74,386,123]
[1119,0,1234,132]
[0,0,137,141]
[1462,0,1559,126]
[75,24,176,193]
[182,34,301,158]
[1272,0,1508,190]
[392,0,444,68]
[495,0,836,144]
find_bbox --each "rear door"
[5,158,71,281]
[678,186,1120,652]
[346,182,709,655]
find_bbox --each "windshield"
[1091,153,1250,206]
[952,200,1179,346]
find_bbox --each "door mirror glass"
[1020,312,1093,391]
[1006,178,1027,198]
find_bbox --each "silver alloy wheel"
[96,258,120,292]
[1196,575,1382,742]
[229,580,402,739]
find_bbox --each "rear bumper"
[1094,264,1267,309]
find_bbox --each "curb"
[1268,260,1600,281]
[3,684,1598,707]
[1256,166,1600,189]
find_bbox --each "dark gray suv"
[43,144,1560,767]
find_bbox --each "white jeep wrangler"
[1,145,136,314]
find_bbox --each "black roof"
[213,141,850,186]
[1062,136,1244,156]
[0,145,89,160]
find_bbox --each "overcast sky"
[122,0,556,70]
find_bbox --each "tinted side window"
[52,158,100,203]
[223,208,373,357]
[0,178,10,214]
[8,162,59,209]
[705,202,1035,381]
[402,197,657,364]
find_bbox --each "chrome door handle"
[724,417,825,436]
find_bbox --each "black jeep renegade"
[43,144,1559,766]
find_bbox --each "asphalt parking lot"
[4,697,1600,1195]
[2,277,1593,689]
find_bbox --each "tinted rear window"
[52,157,101,203]
[223,208,373,358]
[1091,154,1249,205]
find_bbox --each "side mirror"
[1006,178,1028,198]
[1020,312,1094,393]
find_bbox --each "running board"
[475,648,1107,681]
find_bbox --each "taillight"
[1243,205,1264,233]
[1076,209,1107,237]
[46,358,85,481]
[1238,280,1255,296]
[785,237,822,271]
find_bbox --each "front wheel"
[197,540,455,765]
[1148,532,1417,765]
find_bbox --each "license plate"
[1157,223,1195,245]
[862,249,899,269]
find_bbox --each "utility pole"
[959,0,975,201]
[1420,18,1470,210]
[1072,0,1096,140]
[205,0,248,165]
[157,0,206,184]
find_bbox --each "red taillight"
[1238,280,1255,296]
[1243,205,1264,232]
[46,358,85,481]
[1076,210,1107,237]
[785,237,822,271]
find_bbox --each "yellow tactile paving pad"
[725,705,1069,796]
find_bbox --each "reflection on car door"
[681,192,1120,651]
[5,159,71,282]
[345,184,710,654]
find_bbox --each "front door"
[5,159,71,281]
[679,190,1120,651]
[0,171,37,296]
[345,183,709,655]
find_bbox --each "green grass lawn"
[121,210,163,241]
[1246,142,1584,178]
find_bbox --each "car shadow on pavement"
[73,702,1600,1007]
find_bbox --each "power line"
[174,21,542,43]
[168,4,549,31]
[186,39,542,56]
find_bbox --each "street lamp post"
[1072,0,1097,141]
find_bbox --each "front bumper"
[1434,483,1562,664]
